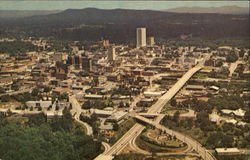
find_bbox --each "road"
[97,57,216,160]
[129,126,194,156]
[129,93,142,112]
[102,142,111,154]
[69,95,93,136]
[138,109,195,119]
[101,65,211,158]
[133,114,215,160]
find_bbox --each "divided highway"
[96,57,216,160]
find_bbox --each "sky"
[0,1,249,11]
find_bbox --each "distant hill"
[0,10,61,18]
[0,8,249,42]
[165,6,249,15]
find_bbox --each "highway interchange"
[96,56,217,160]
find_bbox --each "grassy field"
[136,129,187,153]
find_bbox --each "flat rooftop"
[215,148,240,153]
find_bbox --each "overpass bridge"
[138,113,165,118]
[95,58,216,160]
[132,114,216,160]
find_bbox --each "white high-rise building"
[108,46,116,61]
[136,28,146,48]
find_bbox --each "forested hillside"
[0,8,248,43]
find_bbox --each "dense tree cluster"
[206,132,234,148]
[177,98,213,113]
[0,41,39,55]
[81,100,111,110]
[0,9,249,43]
[0,108,101,160]
[226,52,238,63]
[109,85,137,96]
[208,94,245,110]
[0,88,69,105]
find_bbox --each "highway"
[129,126,195,156]
[102,142,111,154]
[101,64,212,158]
[96,57,217,160]
[133,114,215,160]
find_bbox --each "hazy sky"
[0,1,249,11]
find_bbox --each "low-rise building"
[84,94,104,100]
[186,85,205,91]
[91,109,113,117]
[107,111,127,122]
[25,101,52,109]
[143,91,163,98]
[221,108,246,118]
[215,148,241,155]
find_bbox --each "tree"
[125,103,130,108]
[172,111,180,122]
[28,113,47,126]
[31,88,39,97]
[47,105,52,111]
[170,99,177,107]
[58,93,68,100]
[0,116,101,160]
[206,132,233,148]
[55,105,59,111]
[239,49,244,57]
[82,100,91,109]
[62,107,73,131]
[244,110,250,123]
[11,84,19,91]
[43,86,51,92]
[209,69,217,78]
[0,87,6,93]
[226,52,238,63]
[196,111,209,122]
[221,123,234,133]
[118,102,124,108]
[113,122,119,131]
[0,95,11,102]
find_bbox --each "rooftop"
[215,148,240,153]
[221,108,246,117]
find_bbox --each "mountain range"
[0,8,249,42]
[0,10,60,18]
[166,6,249,15]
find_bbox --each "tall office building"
[136,28,146,48]
[108,46,116,61]
[67,56,74,65]
[55,61,68,80]
[102,40,110,47]
[74,55,81,69]
[147,37,155,46]
[82,57,92,72]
